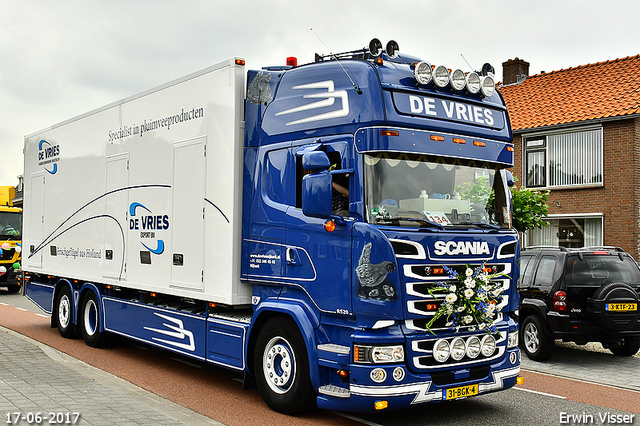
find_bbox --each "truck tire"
[609,337,640,356]
[521,315,553,361]
[590,283,640,331]
[79,292,109,347]
[253,317,316,414]
[55,286,76,338]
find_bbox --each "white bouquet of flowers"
[425,264,507,335]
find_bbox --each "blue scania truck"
[23,39,521,414]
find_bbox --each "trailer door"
[171,137,206,291]
[104,154,130,280]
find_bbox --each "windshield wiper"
[374,215,445,230]
[395,217,445,230]
[459,222,501,230]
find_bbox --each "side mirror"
[505,170,515,187]
[302,151,330,171]
[302,172,332,219]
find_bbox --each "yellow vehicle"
[0,186,22,293]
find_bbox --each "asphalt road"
[1,287,638,426]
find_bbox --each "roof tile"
[499,55,640,131]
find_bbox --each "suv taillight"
[553,290,567,313]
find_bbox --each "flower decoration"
[425,264,508,336]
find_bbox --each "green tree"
[510,176,550,233]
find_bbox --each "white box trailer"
[23,58,251,305]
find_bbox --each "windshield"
[0,211,22,239]
[363,153,511,228]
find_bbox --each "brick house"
[499,56,640,258]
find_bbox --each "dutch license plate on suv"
[444,384,478,400]
[606,303,638,312]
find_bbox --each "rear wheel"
[253,317,316,414]
[521,315,553,361]
[79,292,109,347]
[609,337,640,356]
[55,286,76,338]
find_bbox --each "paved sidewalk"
[521,343,640,392]
[0,326,223,426]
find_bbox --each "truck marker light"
[324,220,336,232]
[150,292,157,298]
[380,130,399,137]
[473,141,486,147]
[375,57,384,65]
[516,377,525,385]
[453,138,466,144]
[374,400,388,410]
[430,135,445,141]
[235,59,245,66]
[507,146,514,152]
[286,57,297,67]
[425,303,438,311]
[338,369,349,378]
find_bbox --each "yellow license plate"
[444,384,478,400]
[606,303,638,312]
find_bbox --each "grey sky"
[2,0,639,185]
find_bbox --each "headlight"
[433,65,450,88]
[481,335,497,357]
[354,344,405,364]
[450,337,466,361]
[414,61,433,85]
[433,338,450,362]
[480,75,495,97]
[466,72,481,94]
[508,331,519,349]
[465,336,481,359]
[450,69,466,91]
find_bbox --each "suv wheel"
[521,315,553,361]
[609,337,640,357]
[590,282,640,331]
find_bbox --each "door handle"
[286,247,302,266]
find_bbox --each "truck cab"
[242,40,521,412]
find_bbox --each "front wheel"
[521,315,553,361]
[79,292,109,347]
[253,317,316,414]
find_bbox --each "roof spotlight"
[433,65,450,88]
[450,69,466,91]
[481,63,495,77]
[481,75,496,97]
[414,61,433,85]
[466,72,481,94]
[385,40,399,58]
[369,38,383,57]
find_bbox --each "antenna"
[310,28,362,95]
[460,53,474,71]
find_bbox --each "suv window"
[534,255,557,287]
[518,255,535,289]
[564,254,640,286]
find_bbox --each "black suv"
[518,246,640,360]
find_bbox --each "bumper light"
[450,337,466,361]
[466,336,481,359]
[508,331,519,349]
[481,335,497,357]
[433,338,451,362]
[392,367,405,382]
[370,368,387,383]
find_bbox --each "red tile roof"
[498,55,640,132]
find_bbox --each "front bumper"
[317,347,520,413]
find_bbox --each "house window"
[527,216,603,249]
[524,128,603,188]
